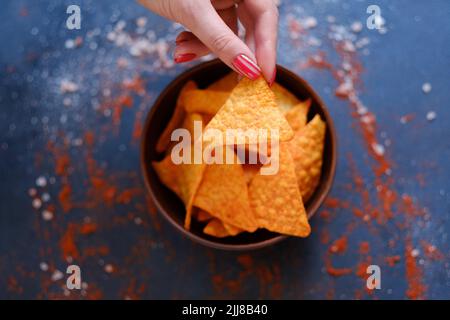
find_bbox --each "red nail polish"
[232,54,261,80]
[174,53,196,63]
[269,68,277,87]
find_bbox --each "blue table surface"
[0,0,449,299]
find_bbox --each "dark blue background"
[0,0,449,299]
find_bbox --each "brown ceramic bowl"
[141,59,337,251]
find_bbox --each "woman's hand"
[138,0,278,85]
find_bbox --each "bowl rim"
[140,59,337,251]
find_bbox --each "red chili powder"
[79,222,98,235]
[320,229,330,244]
[325,258,353,277]
[329,236,348,254]
[421,241,444,261]
[59,223,79,260]
[405,240,427,299]
[58,184,72,213]
[385,255,401,267]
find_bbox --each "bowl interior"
[141,59,336,250]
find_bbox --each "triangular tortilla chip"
[207,72,238,92]
[242,164,262,184]
[203,218,243,238]
[272,83,301,114]
[193,156,258,232]
[288,115,326,202]
[203,77,294,147]
[183,90,230,115]
[284,99,311,131]
[222,221,243,236]
[203,219,230,238]
[156,81,197,153]
[194,209,214,222]
[248,144,311,237]
[153,113,206,230]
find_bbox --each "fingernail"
[269,68,277,87]
[174,53,196,64]
[232,54,261,80]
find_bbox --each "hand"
[138,0,278,85]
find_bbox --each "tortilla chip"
[183,90,230,115]
[152,155,182,197]
[288,115,326,202]
[203,218,243,237]
[207,72,238,92]
[272,83,300,113]
[156,81,197,153]
[242,164,262,184]
[153,112,207,230]
[203,77,294,147]
[222,221,243,236]
[284,99,311,131]
[195,209,213,222]
[203,219,230,238]
[248,144,311,237]
[193,155,258,232]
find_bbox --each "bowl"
[141,59,337,251]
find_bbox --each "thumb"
[186,3,261,80]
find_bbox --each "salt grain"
[32,198,42,209]
[39,262,49,271]
[36,176,47,187]
[351,21,363,33]
[28,188,37,197]
[104,264,114,273]
[42,210,54,221]
[411,249,420,258]
[422,83,432,94]
[372,143,385,156]
[426,111,436,121]
[60,79,79,93]
[303,16,318,29]
[51,270,64,281]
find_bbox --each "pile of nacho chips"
[152,72,326,238]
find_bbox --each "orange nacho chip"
[207,72,238,92]
[203,219,228,238]
[248,144,311,237]
[203,219,243,238]
[272,82,301,113]
[288,115,326,202]
[193,154,258,232]
[183,90,230,115]
[242,164,262,184]
[156,81,197,153]
[203,77,294,146]
[195,209,213,222]
[153,112,206,230]
[284,99,311,131]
